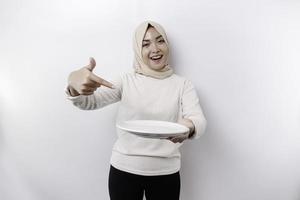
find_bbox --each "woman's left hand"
[168,118,195,143]
[168,132,190,143]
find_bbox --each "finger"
[172,139,179,143]
[81,91,94,95]
[89,73,115,89]
[85,57,96,71]
[81,85,97,91]
[172,136,186,143]
[168,137,178,143]
[83,81,101,88]
[169,139,176,143]
[80,87,96,93]
[85,78,103,86]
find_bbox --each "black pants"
[108,165,181,200]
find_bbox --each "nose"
[150,43,160,53]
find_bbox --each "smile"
[150,55,163,61]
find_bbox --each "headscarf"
[133,20,174,79]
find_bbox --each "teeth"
[151,55,162,60]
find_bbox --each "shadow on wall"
[0,99,7,197]
[0,107,36,199]
[0,100,4,159]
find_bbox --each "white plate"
[116,120,189,138]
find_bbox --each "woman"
[66,21,207,200]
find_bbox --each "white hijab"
[133,21,174,79]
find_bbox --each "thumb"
[85,57,96,71]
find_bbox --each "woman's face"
[142,27,169,71]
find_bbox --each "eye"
[142,43,150,47]
[158,39,165,43]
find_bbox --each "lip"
[150,56,163,65]
[150,54,163,59]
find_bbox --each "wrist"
[188,125,195,139]
[178,118,195,139]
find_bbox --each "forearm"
[66,86,121,110]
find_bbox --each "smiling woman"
[141,25,169,71]
[66,20,207,200]
[133,21,174,79]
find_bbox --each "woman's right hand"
[67,57,115,96]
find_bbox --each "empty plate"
[116,120,189,138]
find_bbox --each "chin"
[148,62,167,71]
[149,65,165,71]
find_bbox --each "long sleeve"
[181,79,207,139]
[65,76,122,110]
[65,72,207,176]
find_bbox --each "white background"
[1,0,300,199]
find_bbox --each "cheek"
[141,49,149,63]
[161,46,169,61]
[162,45,169,55]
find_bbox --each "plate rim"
[116,119,189,136]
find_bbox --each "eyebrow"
[143,35,163,42]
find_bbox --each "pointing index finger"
[89,73,115,89]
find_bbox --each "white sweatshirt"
[66,72,207,176]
